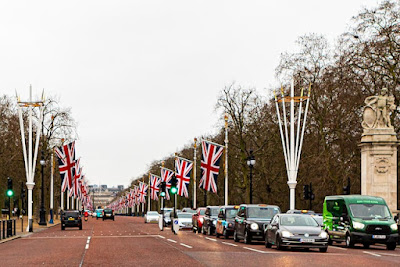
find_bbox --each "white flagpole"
[288,79,297,210]
[193,138,197,209]
[274,91,290,178]
[224,113,229,206]
[67,196,70,209]
[50,152,54,223]
[296,85,311,170]
[61,189,64,211]
[148,173,151,212]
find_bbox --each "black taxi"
[61,210,82,230]
[234,204,281,244]
[216,205,239,239]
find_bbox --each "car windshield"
[199,209,206,215]
[210,208,219,216]
[280,215,319,227]
[226,208,238,219]
[64,212,78,217]
[96,209,103,213]
[148,212,158,215]
[104,209,112,213]
[349,204,392,219]
[178,213,192,219]
[247,207,280,219]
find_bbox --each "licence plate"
[372,235,386,239]
[300,239,315,243]
[107,214,111,217]
[68,217,74,221]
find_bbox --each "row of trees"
[0,94,76,219]
[126,1,400,212]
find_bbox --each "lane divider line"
[330,246,347,251]
[158,235,166,239]
[243,247,270,254]
[205,237,217,242]
[363,251,381,257]
[167,239,177,243]
[85,244,89,249]
[180,243,193,249]
[222,242,238,247]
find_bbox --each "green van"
[323,195,398,250]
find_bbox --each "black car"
[103,209,115,221]
[265,213,328,252]
[61,210,82,230]
[234,204,281,244]
[216,205,239,238]
[202,206,220,235]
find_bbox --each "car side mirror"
[394,215,398,222]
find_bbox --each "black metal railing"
[0,219,17,240]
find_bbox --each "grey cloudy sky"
[0,0,378,188]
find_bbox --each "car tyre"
[202,226,206,235]
[387,242,396,250]
[276,235,283,250]
[207,226,212,236]
[233,230,239,242]
[319,247,328,253]
[193,227,196,233]
[265,234,272,248]
[216,232,221,238]
[244,230,252,244]
[223,229,229,239]
[345,234,354,248]
[79,225,82,230]
[363,243,370,249]
[61,226,65,230]
[328,236,333,245]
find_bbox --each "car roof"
[240,204,280,208]
[324,195,387,205]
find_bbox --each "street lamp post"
[38,150,47,226]
[247,150,255,204]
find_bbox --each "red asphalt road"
[1,216,399,266]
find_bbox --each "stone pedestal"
[360,128,399,213]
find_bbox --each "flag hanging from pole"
[199,140,224,193]
[55,141,76,192]
[134,185,140,205]
[160,167,174,200]
[138,182,148,203]
[150,174,161,201]
[175,156,193,198]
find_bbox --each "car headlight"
[213,220,217,226]
[250,223,259,230]
[281,230,293,238]
[352,221,365,230]
[390,223,398,231]
[200,218,204,223]
[319,231,328,239]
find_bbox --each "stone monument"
[360,88,398,212]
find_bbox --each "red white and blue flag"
[55,141,76,192]
[150,174,161,201]
[134,185,140,205]
[175,157,193,198]
[160,167,174,200]
[138,182,148,203]
[73,158,82,198]
[199,140,224,193]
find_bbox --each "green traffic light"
[6,189,14,197]
[170,187,177,195]
[160,192,166,197]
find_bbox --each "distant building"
[101,185,107,191]
[118,185,124,191]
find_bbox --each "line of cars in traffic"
[147,195,399,252]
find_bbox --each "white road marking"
[85,244,89,249]
[222,242,238,247]
[88,237,91,240]
[379,253,400,257]
[167,239,177,243]
[205,237,217,242]
[158,235,166,239]
[363,251,381,257]
[180,243,193,248]
[330,246,347,251]
[243,247,270,254]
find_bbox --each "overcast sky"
[0,1,379,188]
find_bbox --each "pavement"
[0,216,399,266]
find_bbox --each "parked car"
[176,212,193,229]
[323,195,398,250]
[234,204,281,244]
[182,208,196,214]
[95,209,104,220]
[202,206,220,235]
[216,205,239,239]
[192,208,206,233]
[145,211,160,223]
[61,210,82,230]
[265,213,328,252]
[287,209,316,215]
[103,209,115,221]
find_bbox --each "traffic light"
[343,178,351,195]
[303,184,310,200]
[6,177,14,197]
[160,181,166,197]
[170,175,178,195]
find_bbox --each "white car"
[144,211,160,223]
[176,212,193,229]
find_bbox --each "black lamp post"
[38,150,47,226]
[247,150,256,204]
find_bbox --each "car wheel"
[265,234,272,248]
[363,243,370,249]
[207,226,212,236]
[345,234,354,248]
[319,247,328,253]
[328,236,333,245]
[276,235,283,250]
[79,225,82,230]
[387,242,397,250]
[223,229,229,239]
[61,226,65,230]
[96,217,98,220]
[193,227,196,233]
[216,232,221,238]
[113,218,115,221]
[244,230,251,244]
[233,230,239,242]
[202,226,206,235]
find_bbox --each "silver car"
[177,212,193,229]
[144,211,160,223]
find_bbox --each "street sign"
[173,219,179,234]
[159,215,163,231]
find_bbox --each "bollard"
[20,216,23,233]
[0,220,2,240]
[2,220,5,239]
[13,219,16,236]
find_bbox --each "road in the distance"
[1,216,399,266]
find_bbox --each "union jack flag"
[134,185,140,205]
[199,140,224,193]
[175,157,193,198]
[55,141,75,192]
[73,158,82,198]
[138,182,148,203]
[160,167,174,200]
[128,189,134,207]
[150,174,161,201]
